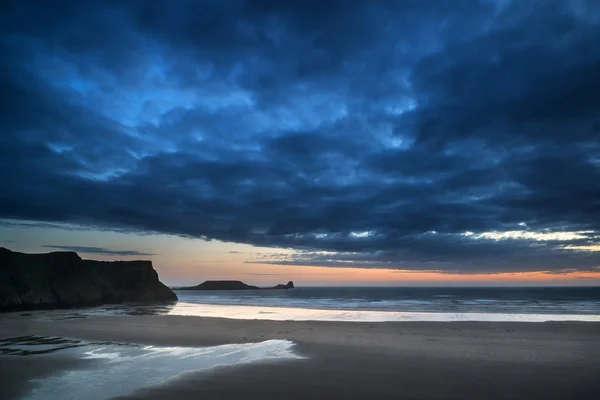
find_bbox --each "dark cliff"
[0,247,177,312]
[178,280,295,290]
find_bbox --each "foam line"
[167,302,600,322]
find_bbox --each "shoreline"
[2,314,599,357]
[3,301,600,323]
[159,301,600,322]
[1,314,599,399]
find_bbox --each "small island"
[177,280,294,290]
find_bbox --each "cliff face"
[178,280,295,290]
[0,248,177,312]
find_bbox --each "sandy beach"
[1,314,599,399]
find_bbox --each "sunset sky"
[1,0,599,286]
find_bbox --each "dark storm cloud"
[1,0,599,273]
[41,245,156,257]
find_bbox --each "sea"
[7,286,595,323]
[176,286,600,315]
[164,286,600,322]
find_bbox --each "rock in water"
[180,280,259,290]
[0,247,177,312]
[270,281,295,290]
[178,280,295,290]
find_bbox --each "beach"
[1,313,599,399]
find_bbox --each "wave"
[163,302,600,323]
[174,288,600,315]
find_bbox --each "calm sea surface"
[6,287,599,323]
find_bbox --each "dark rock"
[269,281,295,290]
[177,280,295,290]
[0,247,177,312]
[179,280,259,290]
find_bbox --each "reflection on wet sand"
[0,334,303,400]
[0,335,132,356]
[27,301,178,321]
[0,336,87,356]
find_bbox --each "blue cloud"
[1,0,599,272]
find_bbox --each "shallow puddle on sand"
[0,335,303,400]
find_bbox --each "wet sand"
[1,315,599,399]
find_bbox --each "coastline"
[1,314,600,399]
[4,301,600,324]
[2,314,600,356]
[150,301,600,322]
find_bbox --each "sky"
[1,0,600,286]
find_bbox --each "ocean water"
[5,287,600,323]
[174,286,600,315]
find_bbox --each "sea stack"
[178,280,295,290]
[271,281,295,289]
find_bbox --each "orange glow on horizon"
[161,261,600,287]
[2,221,598,287]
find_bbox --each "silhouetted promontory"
[177,280,295,290]
[0,247,177,312]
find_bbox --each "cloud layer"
[41,245,156,257]
[1,0,599,273]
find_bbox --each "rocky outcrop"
[180,280,259,290]
[178,280,295,290]
[271,281,295,290]
[0,247,177,312]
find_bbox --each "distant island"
[0,247,177,312]
[177,280,295,290]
